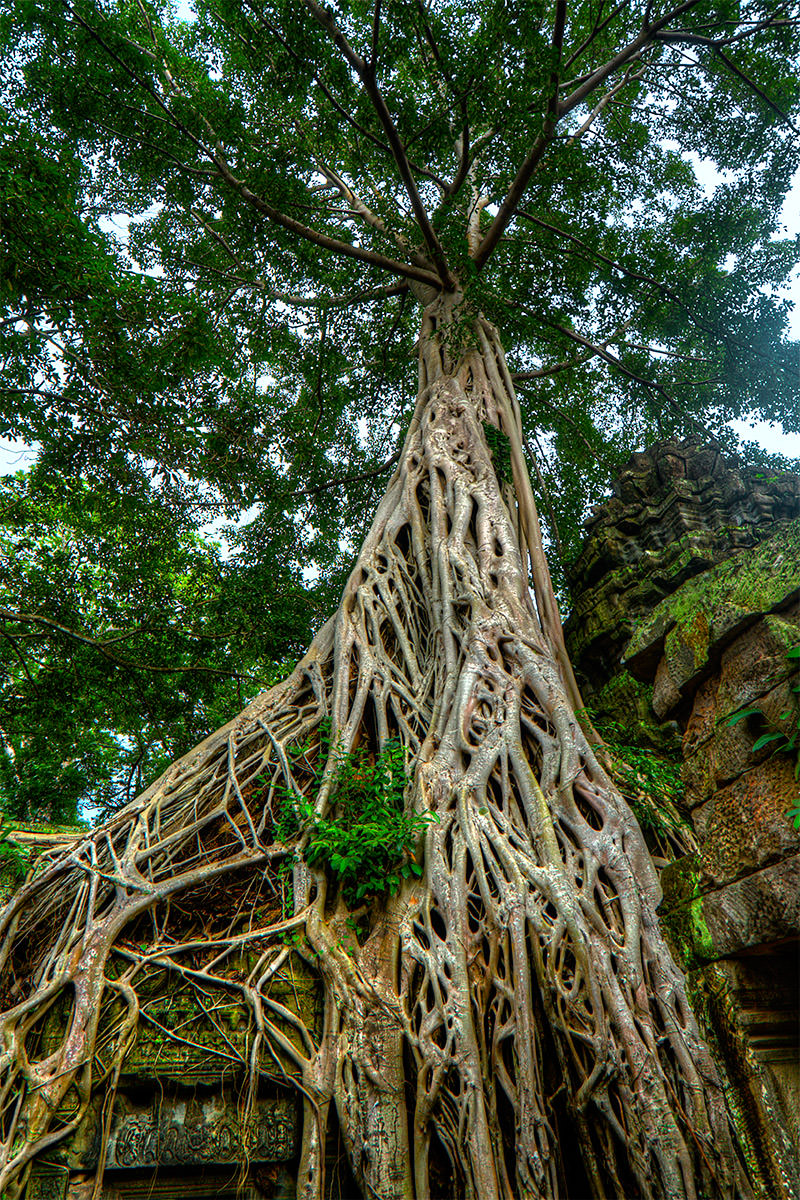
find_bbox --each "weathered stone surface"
[681,716,767,809]
[715,610,800,718]
[26,1166,70,1200]
[565,437,800,692]
[681,740,716,809]
[652,655,682,720]
[693,757,800,887]
[752,674,800,745]
[660,854,800,964]
[701,855,800,957]
[657,854,709,966]
[624,518,800,698]
[682,675,720,756]
[54,1165,297,1200]
[688,955,800,1200]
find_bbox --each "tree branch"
[546,320,711,433]
[711,46,799,131]
[68,2,441,289]
[371,0,382,67]
[298,0,454,286]
[282,452,400,500]
[473,0,567,270]
[202,153,442,287]
[559,0,703,116]
[564,65,647,147]
[564,0,633,71]
[0,610,267,683]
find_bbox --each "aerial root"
[0,311,743,1200]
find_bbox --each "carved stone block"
[54,1092,298,1172]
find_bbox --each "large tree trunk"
[0,297,746,1199]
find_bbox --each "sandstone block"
[652,654,682,719]
[694,757,800,887]
[701,855,800,956]
[681,715,763,808]
[682,674,721,755]
[681,740,715,809]
[716,610,800,719]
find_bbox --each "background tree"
[1,1,799,1198]
[0,467,312,823]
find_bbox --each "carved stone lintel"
[107,1096,297,1170]
[52,1093,298,1172]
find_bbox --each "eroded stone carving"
[83,1094,297,1170]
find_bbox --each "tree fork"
[0,299,747,1200]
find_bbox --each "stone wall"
[565,438,800,1200]
[566,437,800,701]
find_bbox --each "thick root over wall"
[0,302,748,1200]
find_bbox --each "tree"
[0,467,313,823]
[1,1,798,1198]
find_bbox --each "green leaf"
[724,708,763,727]
[752,732,787,751]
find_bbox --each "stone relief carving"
[26,1167,69,1200]
[107,1097,296,1168]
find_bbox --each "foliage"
[585,709,691,858]
[0,469,313,822]
[3,0,799,570]
[269,731,433,903]
[0,822,27,886]
[725,644,800,829]
[589,714,684,805]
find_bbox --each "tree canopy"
[2,0,799,818]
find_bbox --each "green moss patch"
[624,518,800,683]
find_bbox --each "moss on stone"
[625,518,800,676]
[658,854,717,968]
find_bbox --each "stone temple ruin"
[566,437,800,1199]
[4,438,799,1199]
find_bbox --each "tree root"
[0,299,746,1199]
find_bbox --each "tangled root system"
[0,301,744,1200]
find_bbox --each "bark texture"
[0,300,746,1199]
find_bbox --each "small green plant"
[725,644,800,829]
[0,821,28,884]
[583,714,685,809]
[482,422,512,486]
[268,733,435,905]
[577,709,690,858]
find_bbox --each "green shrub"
[0,822,28,885]
[266,733,435,905]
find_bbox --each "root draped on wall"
[0,299,745,1200]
